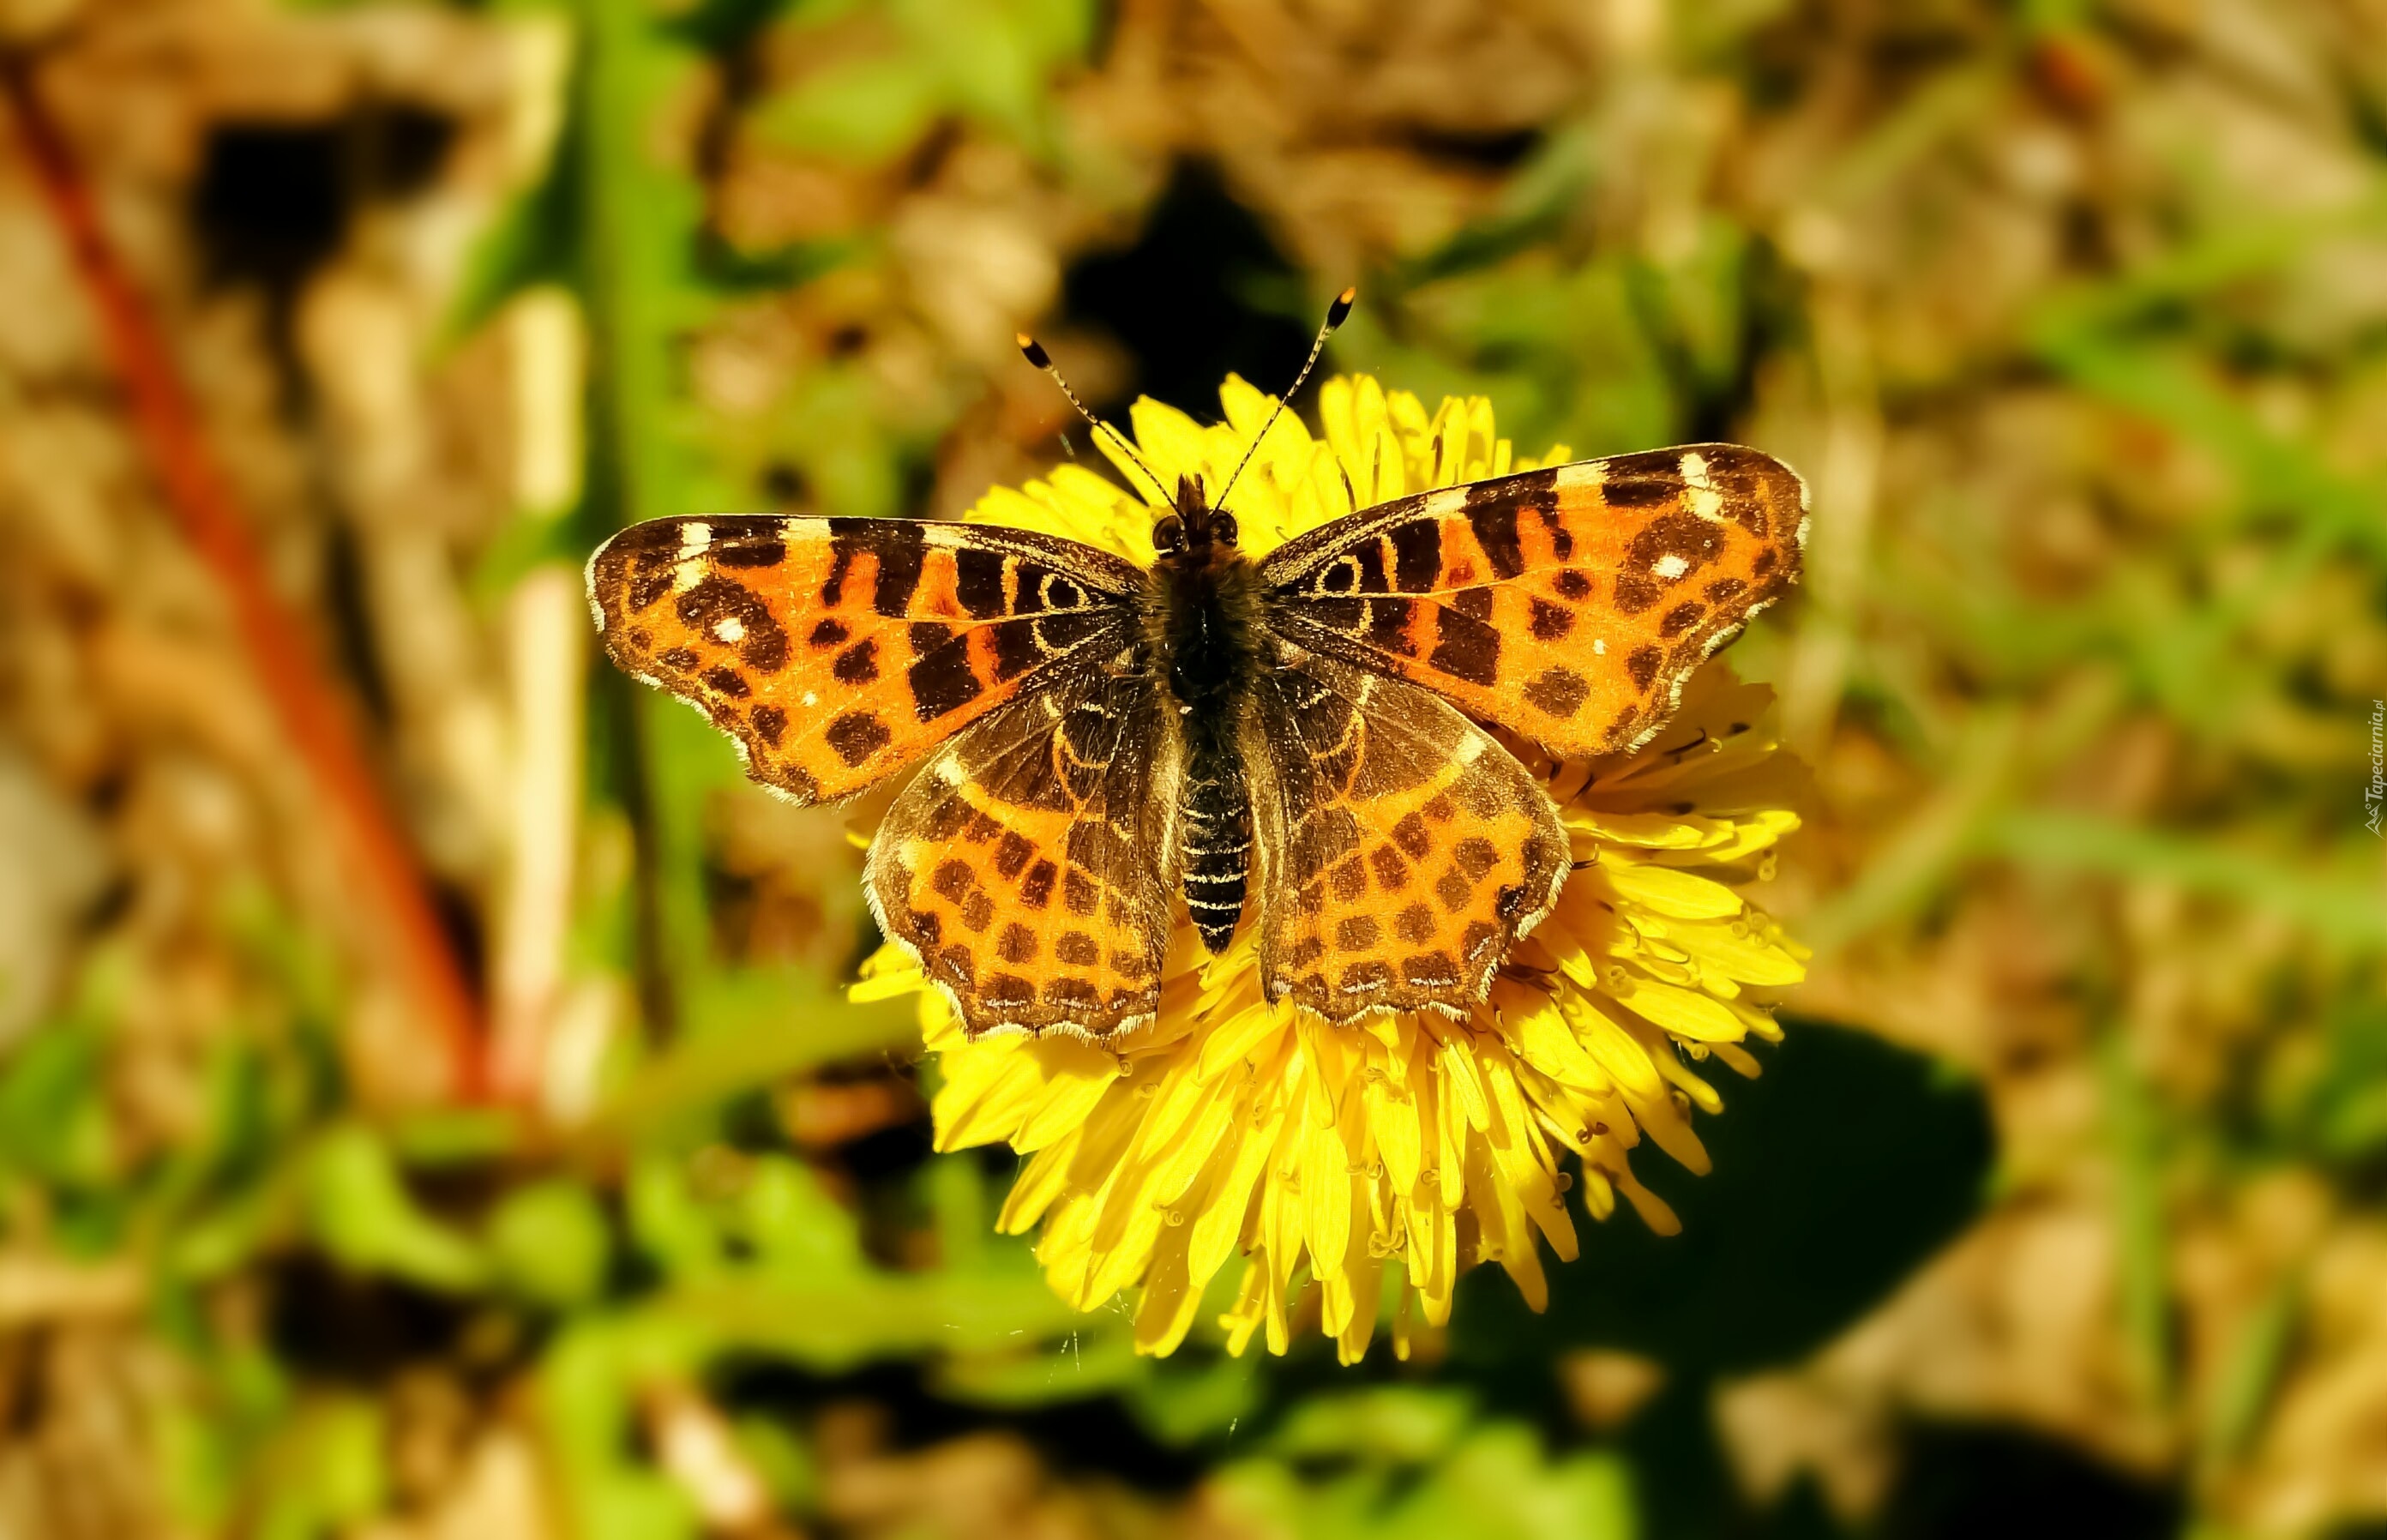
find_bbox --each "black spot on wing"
[1532,499,1573,559]
[673,575,788,672]
[1613,511,1724,617]
[1464,493,1525,581]
[1388,520,1441,592]
[1506,467,1560,516]
[820,533,857,605]
[1426,606,1501,686]
[1290,596,1364,638]
[833,638,880,683]
[871,525,927,614]
[1602,476,1680,508]
[1523,666,1589,717]
[1031,610,1108,653]
[908,643,983,721]
[954,545,1008,619]
[1365,598,1417,655]
[1351,538,1388,593]
[628,567,674,611]
[986,617,1041,681]
[714,538,785,569]
[825,712,892,766]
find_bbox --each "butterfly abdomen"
[1178,733,1250,953]
[1147,516,1265,953]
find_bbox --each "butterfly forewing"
[1241,646,1570,1025]
[867,666,1181,1038]
[587,515,1142,803]
[1259,445,1806,758]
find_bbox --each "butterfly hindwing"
[867,665,1181,1038]
[588,515,1143,803]
[1241,645,1570,1025]
[1259,445,1806,758]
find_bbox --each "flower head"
[854,374,1808,1363]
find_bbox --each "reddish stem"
[3,61,487,1100]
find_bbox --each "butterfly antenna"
[1216,286,1355,509]
[1016,333,1174,506]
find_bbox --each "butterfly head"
[1018,286,1352,572]
[1151,474,1238,561]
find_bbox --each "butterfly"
[587,296,1807,1040]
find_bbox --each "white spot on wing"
[1679,451,1713,490]
[713,616,746,643]
[1653,553,1690,581]
[672,525,709,595]
[1593,638,1607,655]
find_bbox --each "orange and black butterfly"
[587,292,1807,1040]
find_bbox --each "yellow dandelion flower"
[851,373,1809,1364]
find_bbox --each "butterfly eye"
[1152,514,1185,553]
[1212,513,1238,546]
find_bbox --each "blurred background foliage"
[0,0,2382,1536]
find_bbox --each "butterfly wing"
[588,515,1142,803]
[1241,644,1569,1026]
[868,665,1181,1038]
[1257,446,1807,757]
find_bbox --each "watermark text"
[2367,699,2383,838]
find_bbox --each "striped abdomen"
[1179,734,1250,953]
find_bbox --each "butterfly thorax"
[1145,482,1261,708]
[1143,476,1262,953]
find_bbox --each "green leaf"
[251,1396,387,1540]
[304,1126,486,1292]
[441,127,580,349]
[738,1154,863,1276]
[1988,810,2387,953]
[580,968,915,1151]
[1208,1392,1638,1540]
[1270,1385,1473,1463]
[749,57,944,163]
[490,1177,614,1308]
[626,1152,727,1281]
[0,1021,114,1188]
[2101,1032,2172,1407]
